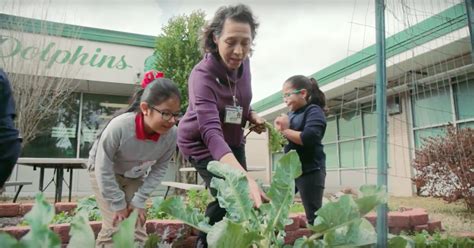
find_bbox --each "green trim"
[252,3,468,113]
[0,14,156,48]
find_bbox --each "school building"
[1,2,472,199]
[0,13,159,198]
[248,2,473,196]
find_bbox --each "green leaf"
[20,194,60,248]
[388,236,410,248]
[206,219,263,248]
[265,122,287,153]
[265,151,302,232]
[76,195,101,221]
[292,236,325,248]
[324,218,376,247]
[208,161,254,223]
[24,194,55,229]
[355,185,387,216]
[159,196,210,233]
[112,211,138,248]
[0,233,20,248]
[311,195,360,233]
[67,211,95,248]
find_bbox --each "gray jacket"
[88,112,176,211]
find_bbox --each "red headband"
[141,70,164,89]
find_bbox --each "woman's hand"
[274,114,289,132]
[249,111,266,134]
[112,207,131,226]
[247,176,264,208]
[128,205,147,227]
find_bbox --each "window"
[22,94,80,158]
[338,110,362,140]
[364,137,377,168]
[412,85,452,128]
[79,94,129,158]
[322,117,337,143]
[339,140,363,168]
[454,79,474,121]
[325,143,338,168]
[412,76,474,148]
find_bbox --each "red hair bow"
[141,70,165,89]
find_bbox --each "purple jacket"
[177,53,253,161]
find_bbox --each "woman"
[177,4,266,247]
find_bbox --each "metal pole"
[466,0,474,62]
[375,0,388,247]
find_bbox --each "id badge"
[224,105,243,124]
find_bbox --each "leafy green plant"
[292,185,387,247]
[400,230,474,248]
[0,194,140,248]
[51,211,74,224]
[67,211,95,248]
[1,194,61,248]
[186,189,212,213]
[158,151,395,248]
[159,150,302,247]
[76,195,102,221]
[289,202,305,214]
[266,122,288,153]
[147,197,169,220]
[387,231,474,248]
[112,211,138,248]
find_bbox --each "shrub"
[412,125,474,210]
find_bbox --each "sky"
[1,0,458,103]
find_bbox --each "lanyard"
[226,74,238,106]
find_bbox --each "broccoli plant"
[292,185,387,247]
[158,151,393,248]
[158,150,303,247]
[0,194,137,248]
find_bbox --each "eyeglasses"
[149,105,182,121]
[282,89,303,98]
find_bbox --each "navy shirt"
[284,104,326,174]
[0,69,20,143]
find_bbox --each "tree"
[412,125,474,210]
[154,10,206,113]
[153,11,206,190]
[0,13,81,147]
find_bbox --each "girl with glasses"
[87,71,181,247]
[274,75,327,226]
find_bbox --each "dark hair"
[285,75,327,112]
[200,4,259,54]
[125,77,181,113]
[93,78,181,142]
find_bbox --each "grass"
[290,196,473,234]
[388,196,473,234]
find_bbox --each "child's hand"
[113,207,131,226]
[128,205,147,227]
[274,114,289,131]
